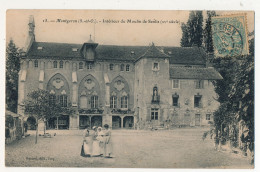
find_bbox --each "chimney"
[25,15,35,53]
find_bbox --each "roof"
[136,43,170,61]
[26,42,207,65]
[170,67,223,80]
[163,47,206,65]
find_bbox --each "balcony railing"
[111,109,135,114]
[78,108,104,114]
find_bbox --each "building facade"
[18,16,222,130]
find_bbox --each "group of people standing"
[81,124,112,158]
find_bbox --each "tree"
[203,11,216,53]
[180,11,203,47]
[6,39,20,113]
[24,89,75,144]
[211,35,254,158]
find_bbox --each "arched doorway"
[47,116,70,130]
[112,116,121,129]
[79,115,90,129]
[91,116,102,128]
[27,116,36,130]
[123,116,134,129]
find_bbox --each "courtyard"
[5,127,253,168]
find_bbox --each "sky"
[6,10,254,49]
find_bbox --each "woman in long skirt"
[96,127,105,156]
[103,124,113,158]
[92,126,101,156]
[82,126,92,157]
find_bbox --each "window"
[120,64,124,71]
[91,96,98,109]
[195,80,204,89]
[151,108,159,120]
[206,114,211,120]
[59,61,63,68]
[194,95,202,108]
[121,96,128,109]
[152,86,160,103]
[79,62,83,69]
[126,64,130,71]
[34,60,38,68]
[110,96,117,108]
[49,95,56,106]
[172,95,179,107]
[53,61,57,68]
[59,95,67,107]
[109,64,114,70]
[153,62,159,71]
[172,80,180,89]
[87,63,93,69]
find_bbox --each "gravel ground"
[5,127,253,168]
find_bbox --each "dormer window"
[172,80,180,89]
[34,60,38,68]
[72,48,78,52]
[79,62,83,69]
[126,64,130,71]
[195,80,204,89]
[37,47,43,50]
[109,64,114,71]
[120,64,124,71]
[53,61,57,68]
[153,62,159,71]
[87,63,93,69]
[59,61,63,68]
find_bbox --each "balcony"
[151,95,160,104]
[78,108,104,114]
[111,109,135,114]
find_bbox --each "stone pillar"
[121,116,124,128]
[105,84,110,107]
[77,114,80,129]
[72,63,78,107]
[89,116,92,128]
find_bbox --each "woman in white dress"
[91,126,101,157]
[96,127,105,156]
[103,124,113,158]
[82,126,92,157]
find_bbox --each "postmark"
[211,14,249,57]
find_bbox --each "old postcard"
[5,9,254,168]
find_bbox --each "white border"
[0,1,259,172]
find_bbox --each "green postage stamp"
[211,14,249,57]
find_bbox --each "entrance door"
[91,116,102,128]
[184,114,191,126]
[112,116,121,129]
[123,116,134,129]
[195,114,200,126]
[79,116,90,129]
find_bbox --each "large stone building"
[18,16,222,130]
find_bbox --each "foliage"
[203,11,216,53]
[24,89,75,121]
[211,36,254,151]
[6,39,21,113]
[180,11,203,47]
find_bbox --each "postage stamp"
[211,14,249,57]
